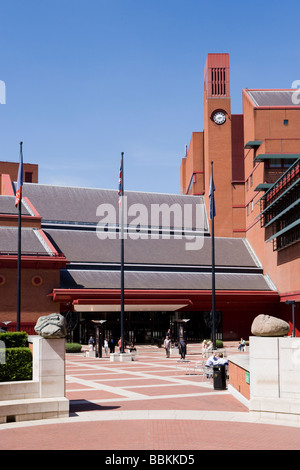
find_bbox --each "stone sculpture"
[251,314,290,337]
[34,313,67,339]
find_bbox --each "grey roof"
[20,183,208,231]
[0,227,50,255]
[61,269,272,291]
[0,196,31,216]
[246,90,299,107]
[44,229,259,268]
[1,181,274,294]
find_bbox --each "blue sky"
[0,0,299,194]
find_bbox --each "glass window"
[268,159,282,168]
[24,171,33,182]
[283,159,295,168]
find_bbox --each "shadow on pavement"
[69,400,120,413]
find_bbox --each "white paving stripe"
[3,409,299,431]
[67,374,199,382]
[66,372,212,392]
[66,375,148,399]
[66,356,228,411]
[69,389,228,404]
[66,360,212,401]
[69,409,253,423]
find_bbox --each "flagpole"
[210,161,216,349]
[16,141,23,332]
[120,152,125,353]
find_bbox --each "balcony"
[257,159,300,251]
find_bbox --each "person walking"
[104,338,109,356]
[88,336,95,351]
[179,339,187,359]
[164,336,171,358]
[108,337,115,354]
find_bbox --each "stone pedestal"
[110,352,133,362]
[0,335,69,423]
[250,336,300,422]
[120,352,133,362]
[31,336,66,398]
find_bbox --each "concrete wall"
[0,336,69,423]
[250,336,300,422]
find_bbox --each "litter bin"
[213,364,227,390]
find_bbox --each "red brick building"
[0,53,299,342]
[181,53,300,334]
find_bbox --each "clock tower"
[203,53,244,237]
[180,53,245,237]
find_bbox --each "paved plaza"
[1,342,300,451]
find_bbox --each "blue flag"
[209,171,215,220]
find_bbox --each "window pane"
[269,159,281,168]
[283,159,294,168]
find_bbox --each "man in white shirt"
[206,351,218,367]
[164,336,171,358]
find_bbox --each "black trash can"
[213,364,227,390]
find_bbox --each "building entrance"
[74,309,222,346]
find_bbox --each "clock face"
[213,111,226,125]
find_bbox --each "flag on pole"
[210,161,216,349]
[209,170,215,220]
[119,152,125,354]
[118,155,123,205]
[15,143,23,207]
[118,158,123,204]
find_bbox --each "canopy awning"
[73,298,191,312]
[244,140,263,149]
[254,183,273,191]
[254,154,300,163]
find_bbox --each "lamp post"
[93,320,107,357]
[285,300,296,337]
[182,319,190,337]
[177,319,190,341]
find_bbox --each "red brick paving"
[1,419,300,450]
[1,343,300,451]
